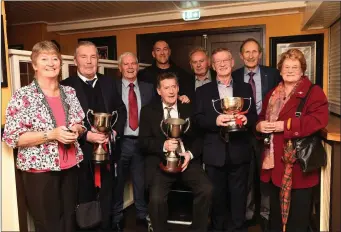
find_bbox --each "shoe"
[136,215,153,232]
[112,219,124,232]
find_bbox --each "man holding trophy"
[195,48,258,231]
[61,41,127,231]
[139,72,212,232]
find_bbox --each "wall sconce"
[182,9,200,21]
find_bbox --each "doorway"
[137,25,265,74]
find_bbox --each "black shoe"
[112,219,124,232]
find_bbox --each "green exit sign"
[182,9,200,21]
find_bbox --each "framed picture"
[270,34,324,87]
[78,36,117,60]
[9,44,24,50]
[1,14,8,88]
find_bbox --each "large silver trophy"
[212,97,251,141]
[87,109,118,163]
[160,118,190,173]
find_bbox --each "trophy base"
[160,162,182,173]
[226,121,247,132]
[92,153,110,164]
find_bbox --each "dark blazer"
[194,78,258,166]
[60,73,127,161]
[115,78,155,110]
[259,77,328,189]
[139,99,203,187]
[232,65,282,100]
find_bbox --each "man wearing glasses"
[232,38,282,231]
[195,48,258,231]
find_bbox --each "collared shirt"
[195,71,212,90]
[243,66,262,114]
[77,71,98,88]
[122,78,142,136]
[162,102,179,119]
[217,78,233,99]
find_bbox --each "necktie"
[86,79,96,88]
[165,107,172,119]
[128,83,138,130]
[248,72,256,101]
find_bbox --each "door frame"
[136,24,266,65]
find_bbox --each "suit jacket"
[259,77,328,189]
[60,73,127,162]
[232,65,282,100]
[194,78,258,166]
[115,78,155,111]
[139,99,203,187]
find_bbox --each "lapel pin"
[298,91,303,95]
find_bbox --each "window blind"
[328,19,340,115]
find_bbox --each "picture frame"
[9,44,24,50]
[78,36,117,60]
[270,34,324,87]
[1,14,8,88]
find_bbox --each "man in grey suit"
[112,52,155,231]
[232,38,282,230]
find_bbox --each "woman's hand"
[273,121,284,132]
[256,121,276,133]
[50,126,78,144]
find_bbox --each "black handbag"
[75,197,102,229]
[293,84,327,172]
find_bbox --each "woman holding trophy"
[2,41,85,232]
[256,49,328,231]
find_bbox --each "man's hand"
[179,152,191,172]
[164,139,178,152]
[216,114,233,126]
[178,95,190,104]
[235,114,248,125]
[86,127,109,144]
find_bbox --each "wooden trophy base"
[160,160,182,173]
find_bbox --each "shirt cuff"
[187,150,194,160]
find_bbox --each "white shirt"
[77,71,98,88]
[161,101,193,160]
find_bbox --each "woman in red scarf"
[256,49,328,231]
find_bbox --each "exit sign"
[182,9,200,21]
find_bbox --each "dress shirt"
[243,66,262,114]
[77,71,98,88]
[122,78,142,136]
[217,78,233,99]
[195,71,212,90]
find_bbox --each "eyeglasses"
[282,66,301,72]
[213,58,232,65]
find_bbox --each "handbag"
[75,162,102,229]
[75,197,102,229]
[293,84,327,172]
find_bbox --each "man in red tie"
[232,38,282,230]
[112,52,155,232]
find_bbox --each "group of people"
[2,37,328,232]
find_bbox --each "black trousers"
[149,162,212,232]
[77,160,114,230]
[21,166,78,232]
[268,182,313,232]
[206,162,250,232]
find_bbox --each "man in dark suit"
[232,38,282,228]
[195,48,258,231]
[60,41,127,231]
[137,40,191,103]
[139,72,212,232]
[111,52,154,231]
[184,47,216,102]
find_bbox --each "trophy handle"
[183,118,191,133]
[111,111,118,130]
[86,109,94,128]
[211,99,223,115]
[160,120,168,138]
[239,97,252,115]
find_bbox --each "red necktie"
[129,83,138,130]
[248,72,256,101]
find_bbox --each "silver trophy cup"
[160,118,190,173]
[87,109,118,163]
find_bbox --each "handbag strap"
[295,84,316,118]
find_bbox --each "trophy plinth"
[160,118,190,174]
[212,97,251,141]
[87,110,118,163]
